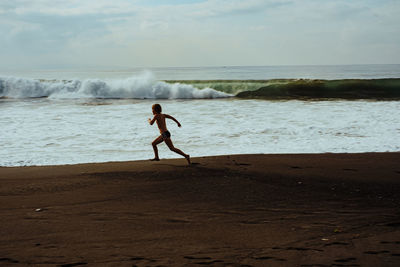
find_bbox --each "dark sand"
[1,153,400,266]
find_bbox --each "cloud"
[0,0,399,69]
[4,0,139,16]
[186,0,288,18]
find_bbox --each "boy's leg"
[164,138,190,164]
[151,135,164,160]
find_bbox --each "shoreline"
[2,151,400,169]
[1,153,400,266]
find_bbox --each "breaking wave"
[235,78,400,100]
[0,73,231,99]
[1,74,399,100]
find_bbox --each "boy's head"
[152,104,162,114]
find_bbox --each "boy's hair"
[152,104,162,113]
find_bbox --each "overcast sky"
[1,0,399,69]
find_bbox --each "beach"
[2,0,400,264]
[1,153,400,266]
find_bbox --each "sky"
[0,0,399,69]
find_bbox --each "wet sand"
[1,153,400,266]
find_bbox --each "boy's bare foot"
[150,158,160,161]
[185,154,191,165]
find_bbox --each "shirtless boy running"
[148,104,191,165]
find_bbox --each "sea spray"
[0,73,231,99]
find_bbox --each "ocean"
[1,65,400,166]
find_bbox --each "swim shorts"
[161,130,171,140]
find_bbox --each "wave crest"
[0,73,231,99]
[236,79,400,100]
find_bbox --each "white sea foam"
[1,98,400,167]
[0,72,231,99]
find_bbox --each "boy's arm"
[148,115,157,125]
[165,114,181,127]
